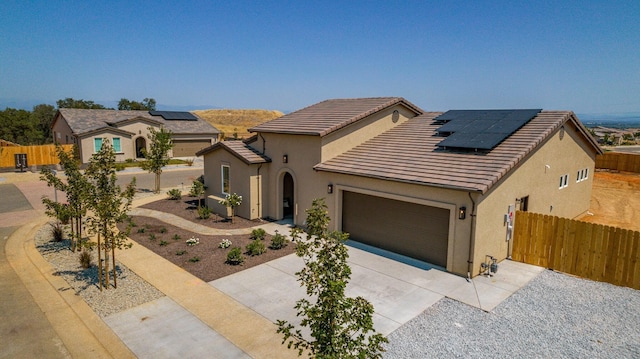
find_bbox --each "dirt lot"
[578,171,640,231]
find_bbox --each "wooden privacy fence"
[0,144,74,168]
[595,152,640,173]
[512,211,640,289]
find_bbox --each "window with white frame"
[559,174,569,189]
[94,137,103,153]
[221,164,230,194]
[576,168,589,182]
[113,137,121,152]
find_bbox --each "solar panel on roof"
[436,109,541,150]
[149,111,197,121]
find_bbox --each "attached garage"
[172,139,212,157]
[342,191,450,268]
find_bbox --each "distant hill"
[193,109,284,139]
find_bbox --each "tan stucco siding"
[51,115,74,145]
[78,131,133,163]
[250,134,323,224]
[202,149,264,220]
[320,105,416,162]
[473,122,598,275]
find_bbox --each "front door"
[283,172,294,218]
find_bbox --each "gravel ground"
[35,224,165,318]
[384,270,640,358]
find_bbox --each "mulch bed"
[119,196,296,282]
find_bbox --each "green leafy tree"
[40,145,90,252]
[277,198,387,358]
[56,97,108,109]
[141,126,173,193]
[189,178,205,207]
[219,193,242,223]
[84,139,136,290]
[31,104,56,143]
[0,108,41,145]
[118,97,156,111]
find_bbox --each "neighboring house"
[591,126,635,145]
[197,97,602,277]
[52,109,220,163]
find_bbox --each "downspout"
[467,192,477,281]
[257,164,262,220]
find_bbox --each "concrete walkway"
[1,170,544,358]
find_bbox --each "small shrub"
[159,240,168,246]
[167,188,182,200]
[172,234,181,240]
[130,220,138,227]
[160,227,167,233]
[219,238,232,249]
[114,163,126,171]
[226,247,244,265]
[50,223,64,242]
[149,233,156,240]
[189,256,200,263]
[185,158,194,166]
[137,228,146,233]
[125,158,135,163]
[176,250,187,256]
[246,239,266,256]
[270,232,289,250]
[197,206,211,219]
[250,228,267,241]
[186,237,199,246]
[79,249,92,268]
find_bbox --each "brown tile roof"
[249,97,423,136]
[57,108,219,136]
[196,140,271,164]
[314,111,601,193]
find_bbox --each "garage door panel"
[342,191,449,267]
[172,140,211,157]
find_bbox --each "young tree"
[141,126,173,193]
[219,193,242,223]
[277,198,388,358]
[84,139,136,290]
[40,145,90,252]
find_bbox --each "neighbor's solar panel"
[149,111,197,121]
[436,109,541,150]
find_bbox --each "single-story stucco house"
[51,109,220,163]
[196,97,602,277]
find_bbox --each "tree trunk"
[104,245,110,289]
[155,172,161,193]
[97,232,102,291]
[70,217,76,252]
[111,237,117,288]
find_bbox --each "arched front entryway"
[282,172,294,219]
[135,137,146,158]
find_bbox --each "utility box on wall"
[14,153,27,171]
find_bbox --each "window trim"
[559,174,569,189]
[94,137,103,153]
[112,137,122,153]
[221,164,230,195]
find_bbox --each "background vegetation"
[193,109,283,139]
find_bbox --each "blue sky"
[1,1,638,115]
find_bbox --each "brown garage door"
[342,191,450,267]
[172,140,211,157]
